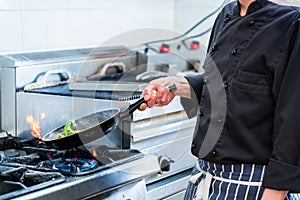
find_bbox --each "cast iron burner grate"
[0,134,143,176]
[0,133,50,151]
[0,134,144,199]
[0,165,65,199]
[0,134,23,150]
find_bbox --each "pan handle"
[127,97,147,116]
[121,83,177,119]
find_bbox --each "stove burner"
[4,149,20,157]
[39,158,98,174]
[50,158,98,174]
[4,149,26,158]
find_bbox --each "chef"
[139,0,300,199]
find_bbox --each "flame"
[26,115,42,140]
[92,149,97,157]
[47,153,53,160]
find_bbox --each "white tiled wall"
[0,0,21,10]
[0,11,22,52]
[0,0,219,54]
[22,11,47,51]
[46,10,69,49]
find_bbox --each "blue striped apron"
[184,159,300,200]
[287,193,300,200]
[184,159,266,200]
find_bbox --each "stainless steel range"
[0,44,203,199]
[0,133,159,200]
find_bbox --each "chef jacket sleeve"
[180,75,204,118]
[263,17,300,192]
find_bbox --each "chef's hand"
[139,76,191,111]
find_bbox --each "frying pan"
[42,83,176,150]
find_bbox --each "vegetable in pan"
[56,120,79,139]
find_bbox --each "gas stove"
[0,46,200,199]
[0,133,150,200]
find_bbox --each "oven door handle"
[41,69,74,82]
[24,69,74,91]
[99,62,127,76]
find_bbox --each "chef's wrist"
[173,77,191,98]
[261,188,288,200]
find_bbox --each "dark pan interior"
[42,109,120,141]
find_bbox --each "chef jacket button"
[224,16,231,23]
[249,20,255,25]
[232,49,238,55]
[211,45,217,52]
[212,151,217,156]
[200,111,204,117]
[218,118,222,123]
[224,82,228,89]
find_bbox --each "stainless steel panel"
[1,67,16,135]
[130,112,191,142]
[133,117,197,183]
[146,169,191,200]
[84,180,147,200]
[0,46,130,67]
[163,190,186,200]
[131,117,196,151]
[15,54,139,89]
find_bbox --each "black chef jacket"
[181,0,300,192]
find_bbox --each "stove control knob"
[159,43,170,53]
[190,40,201,50]
[158,155,174,173]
